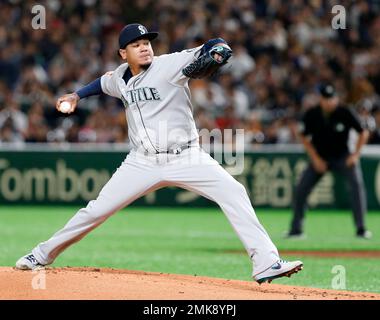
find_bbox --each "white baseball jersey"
[100,46,203,153]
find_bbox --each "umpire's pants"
[290,155,367,233]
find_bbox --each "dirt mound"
[0,267,379,300]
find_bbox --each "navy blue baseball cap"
[118,23,158,49]
[319,83,336,98]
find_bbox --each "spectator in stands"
[369,105,380,144]
[0,0,379,145]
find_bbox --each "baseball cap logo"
[325,85,334,95]
[138,25,147,34]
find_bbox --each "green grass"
[1,206,379,293]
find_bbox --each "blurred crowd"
[1,0,380,145]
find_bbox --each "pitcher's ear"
[118,49,126,59]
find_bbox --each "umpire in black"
[287,83,371,239]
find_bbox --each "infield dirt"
[1,267,379,300]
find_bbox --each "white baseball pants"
[32,147,279,276]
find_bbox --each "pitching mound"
[0,267,379,300]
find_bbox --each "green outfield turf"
[1,206,379,294]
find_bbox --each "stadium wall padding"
[0,147,379,209]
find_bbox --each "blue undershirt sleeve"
[75,78,103,99]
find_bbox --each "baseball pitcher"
[16,23,303,284]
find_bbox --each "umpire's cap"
[118,23,158,49]
[319,83,337,98]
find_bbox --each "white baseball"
[59,101,71,113]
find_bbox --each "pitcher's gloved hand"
[182,44,232,79]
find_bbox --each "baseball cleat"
[356,229,372,239]
[254,259,303,284]
[15,253,45,270]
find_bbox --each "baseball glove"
[182,44,233,79]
